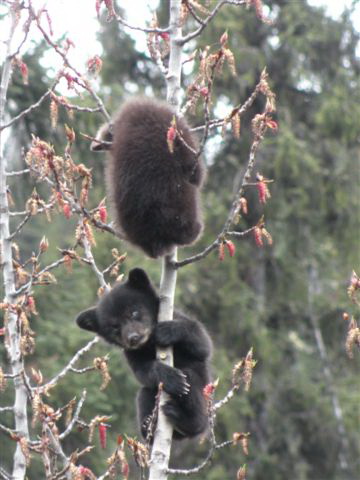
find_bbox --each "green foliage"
[1,2,359,479]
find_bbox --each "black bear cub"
[91,97,206,258]
[76,268,212,440]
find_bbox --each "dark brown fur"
[92,98,205,258]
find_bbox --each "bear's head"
[76,268,159,350]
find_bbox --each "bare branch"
[80,222,110,291]
[59,390,87,440]
[183,0,205,25]
[6,169,30,176]
[114,11,170,35]
[175,79,269,270]
[10,202,54,216]
[0,5,30,478]
[0,422,16,436]
[37,338,99,393]
[167,440,233,476]
[190,81,261,133]
[0,78,60,131]
[28,1,111,123]
[0,406,14,413]
[54,102,102,114]
[16,256,67,295]
[175,227,255,268]
[7,7,33,61]
[214,385,240,410]
[7,212,31,240]
[0,467,11,480]
[181,1,246,45]
[69,366,95,374]
[149,34,169,76]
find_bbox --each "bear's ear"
[76,307,99,333]
[127,268,153,291]
[90,124,113,152]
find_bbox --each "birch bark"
[0,10,30,480]
[148,1,183,478]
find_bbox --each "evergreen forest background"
[1,1,359,479]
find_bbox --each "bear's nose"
[128,332,141,347]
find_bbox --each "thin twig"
[7,7,32,61]
[0,467,11,480]
[167,440,233,476]
[175,227,255,268]
[80,222,110,291]
[175,79,266,270]
[0,78,60,131]
[28,1,111,123]
[10,201,54,217]
[180,0,246,45]
[69,366,95,374]
[0,406,14,413]
[183,0,205,25]
[6,169,30,176]
[0,423,16,436]
[151,35,169,76]
[15,257,66,295]
[7,212,31,240]
[191,81,261,133]
[214,385,239,410]
[55,103,102,113]
[37,338,99,393]
[114,12,169,34]
[59,390,87,440]
[80,132,112,147]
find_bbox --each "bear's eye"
[131,311,139,319]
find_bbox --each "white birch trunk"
[308,265,350,472]
[0,10,29,480]
[148,1,183,478]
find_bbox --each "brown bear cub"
[91,98,206,258]
[76,268,213,440]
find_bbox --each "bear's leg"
[137,387,157,439]
[161,371,208,439]
[175,218,202,246]
[162,394,208,439]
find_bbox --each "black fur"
[91,98,206,258]
[76,268,212,440]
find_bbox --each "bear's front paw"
[155,321,180,347]
[162,367,190,397]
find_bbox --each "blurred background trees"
[1,1,359,479]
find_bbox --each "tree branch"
[59,390,87,440]
[28,1,111,123]
[180,0,246,45]
[0,78,60,132]
[5,169,30,176]
[79,221,110,291]
[175,227,255,268]
[0,6,30,479]
[148,2,183,479]
[37,338,99,393]
[308,264,350,472]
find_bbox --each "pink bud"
[159,32,170,41]
[200,87,209,98]
[98,423,107,449]
[220,31,228,46]
[99,205,107,223]
[63,203,72,219]
[225,240,236,257]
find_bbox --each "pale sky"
[0,0,359,92]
